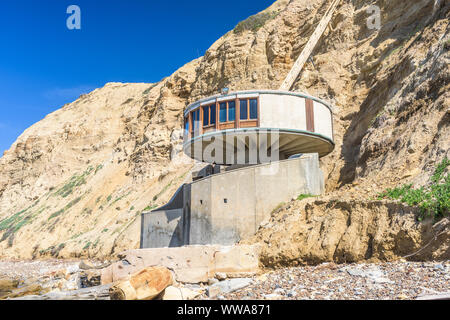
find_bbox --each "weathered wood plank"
[279,0,341,91]
[416,292,450,300]
[8,284,112,300]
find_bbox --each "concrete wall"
[141,209,184,248]
[258,93,333,142]
[313,100,333,140]
[188,153,323,245]
[259,94,307,131]
[141,154,324,249]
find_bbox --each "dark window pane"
[185,117,189,133]
[240,100,248,120]
[203,106,209,126]
[193,109,200,130]
[249,99,258,119]
[210,105,216,125]
[220,103,227,122]
[228,101,235,122]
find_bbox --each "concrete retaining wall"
[141,154,323,248]
[141,209,184,248]
[189,153,323,245]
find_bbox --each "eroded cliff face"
[0,0,448,260]
[0,65,201,259]
[242,198,449,268]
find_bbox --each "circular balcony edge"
[184,90,334,117]
[183,127,335,163]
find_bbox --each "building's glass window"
[192,109,200,131]
[184,117,189,134]
[228,101,236,122]
[240,100,248,120]
[249,99,258,119]
[219,102,227,123]
[210,105,216,125]
[202,104,217,127]
[203,106,209,126]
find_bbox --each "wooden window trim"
[202,104,217,129]
[184,116,189,139]
[200,106,203,135]
[188,112,193,139]
[257,98,260,127]
[190,110,194,137]
[188,96,260,137]
[218,99,237,123]
[190,109,201,137]
[202,105,208,128]
[240,120,258,128]
[228,100,236,123]
[235,97,240,129]
[219,101,227,123]
[305,98,315,132]
[239,98,248,121]
[215,99,219,130]
[238,97,259,123]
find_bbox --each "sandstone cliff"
[0,0,448,260]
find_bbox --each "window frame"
[184,116,190,136]
[239,98,258,121]
[187,96,259,137]
[202,104,216,129]
[190,108,200,136]
[218,100,236,124]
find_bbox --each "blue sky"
[0,0,274,153]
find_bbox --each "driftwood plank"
[8,284,111,300]
[279,0,341,91]
[416,292,450,300]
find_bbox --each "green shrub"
[55,167,94,198]
[432,157,450,183]
[377,157,449,221]
[234,11,279,34]
[144,204,158,212]
[0,208,29,231]
[0,203,37,237]
[83,241,92,250]
[94,164,103,175]
[48,197,82,221]
[297,194,315,201]
[122,98,134,105]
[48,209,64,221]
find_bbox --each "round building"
[183,90,334,165]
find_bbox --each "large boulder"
[101,244,260,284]
[109,266,173,300]
[161,286,202,300]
